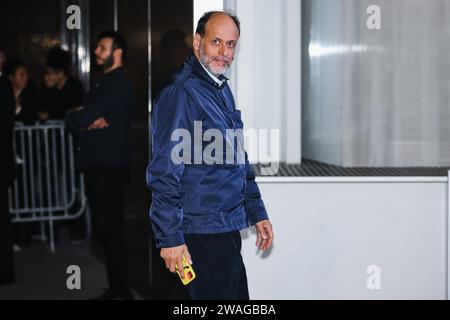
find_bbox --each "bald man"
[147,11,274,300]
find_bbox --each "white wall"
[193,0,223,32]
[242,177,448,299]
[221,0,302,164]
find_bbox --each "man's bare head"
[193,11,240,77]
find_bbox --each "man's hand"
[37,111,49,121]
[160,244,193,278]
[255,219,274,251]
[68,106,84,113]
[87,117,109,130]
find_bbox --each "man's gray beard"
[199,46,229,77]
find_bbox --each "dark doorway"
[0,0,194,300]
[149,0,193,300]
[0,0,61,87]
[89,0,153,299]
[89,0,193,299]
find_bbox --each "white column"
[193,0,223,33]
[224,0,302,164]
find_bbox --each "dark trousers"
[0,180,14,284]
[85,164,130,294]
[184,230,250,300]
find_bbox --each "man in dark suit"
[66,31,134,300]
[0,74,16,285]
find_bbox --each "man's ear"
[193,33,201,52]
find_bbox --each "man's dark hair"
[195,11,240,37]
[4,58,26,77]
[98,30,128,60]
[46,47,71,74]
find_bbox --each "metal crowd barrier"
[8,120,90,252]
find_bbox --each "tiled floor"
[0,241,108,300]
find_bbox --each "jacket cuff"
[245,199,269,225]
[155,230,185,248]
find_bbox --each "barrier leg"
[85,202,92,238]
[40,221,47,242]
[49,218,55,253]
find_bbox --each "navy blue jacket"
[65,67,133,169]
[147,55,269,248]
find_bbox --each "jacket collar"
[187,54,228,90]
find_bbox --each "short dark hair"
[46,47,71,74]
[195,11,240,37]
[4,58,26,77]
[97,30,128,60]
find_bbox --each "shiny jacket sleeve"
[244,151,269,224]
[146,84,191,248]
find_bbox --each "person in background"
[38,48,83,121]
[65,31,134,300]
[1,59,39,249]
[3,58,38,125]
[37,48,85,242]
[0,63,16,285]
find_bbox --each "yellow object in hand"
[175,255,196,285]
